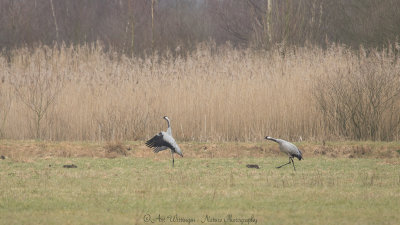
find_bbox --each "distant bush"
[314,46,400,140]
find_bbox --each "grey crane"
[145,116,183,167]
[265,136,302,171]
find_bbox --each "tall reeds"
[0,43,399,141]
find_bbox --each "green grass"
[1,157,400,225]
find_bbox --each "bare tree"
[151,0,155,53]
[1,0,400,54]
[12,48,65,139]
[49,0,59,42]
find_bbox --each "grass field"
[1,141,400,225]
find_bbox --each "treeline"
[1,0,400,55]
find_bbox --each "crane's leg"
[276,158,292,169]
[291,158,296,171]
[171,151,174,167]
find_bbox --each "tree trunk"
[49,0,59,42]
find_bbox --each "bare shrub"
[10,46,65,139]
[314,46,400,140]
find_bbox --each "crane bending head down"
[265,136,302,170]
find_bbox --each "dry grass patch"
[0,140,399,161]
[104,142,128,158]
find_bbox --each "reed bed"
[0,43,399,141]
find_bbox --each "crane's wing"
[285,142,302,160]
[145,132,172,153]
[154,146,168,153]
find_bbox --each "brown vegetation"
[0,140,399,162]
[104,142,128,158]
[1,44,399,141]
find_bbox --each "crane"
[145,116,183,167]
[265,136,302,171]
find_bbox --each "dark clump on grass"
[104,142,127,158]
[63,164,77,168]
[246,164,260,169]
[0,155,5,160]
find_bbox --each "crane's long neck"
[265,136,279,143]
[165,118,172,135]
